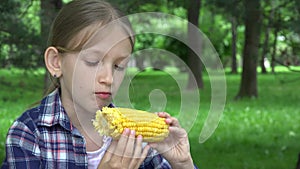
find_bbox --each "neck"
[62,100,103,151]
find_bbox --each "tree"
[40,0,62,92]
[0,0,41,68]
[186,0,203,89]
[230,16,238,74]
[235,0,262,99]
[205,0,244,74]
[270,0,297,73]
[260,1,273,74]
[40,0,63,50]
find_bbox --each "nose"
[97,64,113,85]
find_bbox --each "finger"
[166,117,181,127]
[157,112,171,118]
[132,135,143,159]
[128,135,142,168]
[101,140,117,162]
[130,143,150,169]
[156,112,181,127]
[138,145,151,164]
[111,128,130,161]
[122,130,136,164]
[156,112,176,125]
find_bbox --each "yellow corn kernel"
[93,107,169,142]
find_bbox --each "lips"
[95,92,112,99]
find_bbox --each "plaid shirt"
[1,89,197,169]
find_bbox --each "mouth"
[95,92,112,100]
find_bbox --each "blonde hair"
[44,0,134,95]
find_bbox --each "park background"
[1,0,300,168]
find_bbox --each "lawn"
[0,67,300,169]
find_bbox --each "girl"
[1,0,197,168]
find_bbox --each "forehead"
[83,24,132,52]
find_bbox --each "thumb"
[169,126,188,138]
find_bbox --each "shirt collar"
[37,88,73,131]
[37,88,115,132]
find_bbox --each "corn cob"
[93,107,169,142]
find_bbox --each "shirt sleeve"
[138,147,171,169]
[1,120,41,169]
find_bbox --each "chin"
[92,99,109,110]
[97,103,110,110]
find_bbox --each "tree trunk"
[230,16,238,74]
[271,28,279,73]
[187,0,203,89]
[40,0,62,93]
[260,24,269,74]
[261,1,275,74]
[296,153,300,169]
[135,54,144,71]
[235,0,261,99]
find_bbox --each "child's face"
[60,25,132,115]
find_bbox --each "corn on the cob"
[93,107,169,142]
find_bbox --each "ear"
[44,47,62,77]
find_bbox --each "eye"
[114,64,126,71]
[85,60,99,67]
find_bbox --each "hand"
[98,128,150,169]
[148,112,194,169]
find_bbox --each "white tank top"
[87,136,112,169]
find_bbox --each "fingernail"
[131,130,135,136]
[165,118,171,123]
[123,128,129,135]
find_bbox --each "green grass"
[0,68,44,164]
[1,67,300,169]
[194,72,300,169]
[0,68,45,157]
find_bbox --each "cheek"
[112,71,125,89]
[72,65,96,90]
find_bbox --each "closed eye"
[114,64,126,71]
[85,60,99,66]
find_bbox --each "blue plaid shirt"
[1,89,198,169]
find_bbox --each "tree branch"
[19,0,33,18]
[274,59,300,73]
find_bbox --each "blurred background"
[1,0,300,168]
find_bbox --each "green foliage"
[199,8,233,60]
[262,0,300,64]
[0,0,42,68]
[1,67,300,168]
[1,0,300,70]
[130,12,189,69]
[0,68,45,162]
